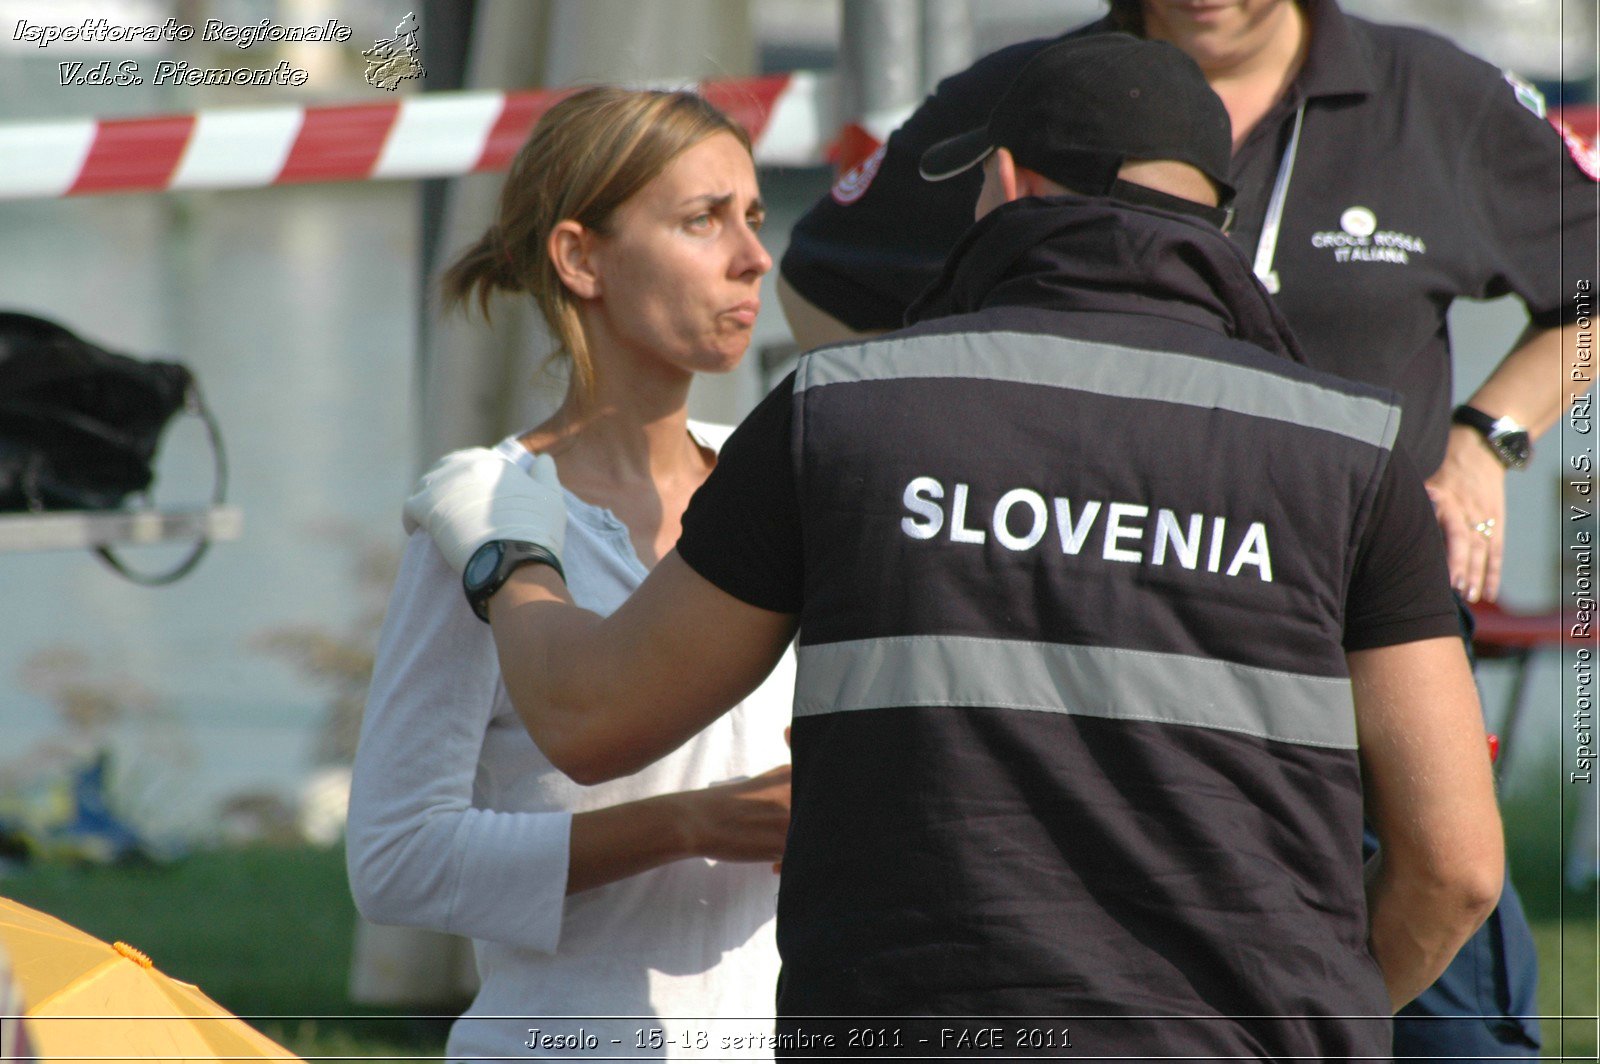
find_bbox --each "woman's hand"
[673,764,792,865]
[1425,427,1507,603]
[565,764,790,895]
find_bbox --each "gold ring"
[1474,519,1496,539]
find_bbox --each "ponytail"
[438,87,751,405]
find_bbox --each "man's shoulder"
[833,305,1402,412]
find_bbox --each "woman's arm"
[347,535,790,953]
[346,534,571,950]
[1425,321,1586,602]
[566,766,790,894]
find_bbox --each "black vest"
[777,200,1398,1059]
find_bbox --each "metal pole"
[919,0,973,96]
[839,0,921,128]
[415,0,550,471]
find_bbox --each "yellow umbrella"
[0,896,301,1063]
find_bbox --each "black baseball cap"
[919,34,1235,215]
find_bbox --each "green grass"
[2,844,1595,1059]
[1499,753,1600,1060]
[1534,919,1600,1062]
[0,845,449,1061]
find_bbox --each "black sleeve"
[779,30,1084,332]
[676,374,804,614]
[1343,445,1461,651]
[1459,61,1599,325]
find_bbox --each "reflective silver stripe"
[794,634,1357,750]
[796,330,1399,451]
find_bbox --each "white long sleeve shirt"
[347,427,792,1061]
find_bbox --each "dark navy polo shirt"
[779,0,1599,473]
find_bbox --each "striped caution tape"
[0,71,836,199]
[4,78,1588,201]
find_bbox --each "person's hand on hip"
[1426,428,1507,603]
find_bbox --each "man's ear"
[992,147,1021,203]
[549,220,601,300]
[1011,156,1068,199]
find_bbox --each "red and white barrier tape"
[1,75,1592,201]
[0,71,834,199]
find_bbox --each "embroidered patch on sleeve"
[1503,70,1547,118]
[831,143,887,206]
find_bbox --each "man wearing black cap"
[404,35,1504,1058]
[781,6,1592,1058]
[917,34,1238,231]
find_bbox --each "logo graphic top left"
[364,11,424,91]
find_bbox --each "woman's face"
[1139,0,1297,72]
[582,131,771,378]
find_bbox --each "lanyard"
[1251,102,1306,295]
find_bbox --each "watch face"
[1496,431,1531,467]
[464,541,503,589]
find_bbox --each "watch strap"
[1451,404,1531,469]
[465,539,564,622]
[1450,404,1498,436]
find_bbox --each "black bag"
[0,312,227,584]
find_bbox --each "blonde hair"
[440,87,753,401]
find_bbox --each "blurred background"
[0,0,1594,1059]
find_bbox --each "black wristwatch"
[462,539,564,622]
[1451,405,1531,469]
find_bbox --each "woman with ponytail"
[346,87,789,1060]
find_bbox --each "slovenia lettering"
[899,477,1273,581]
